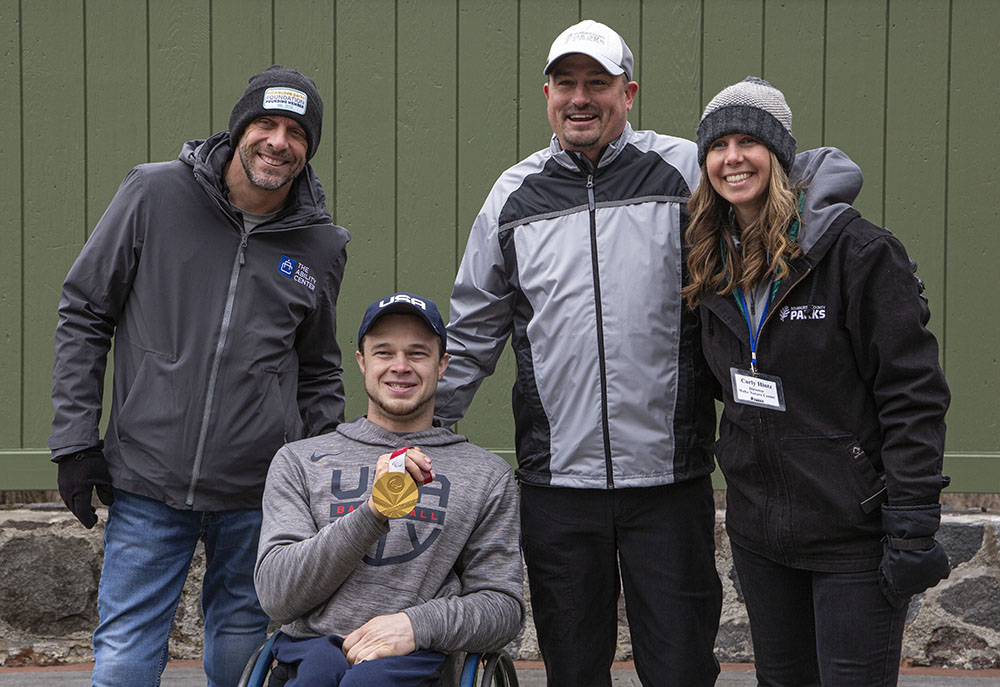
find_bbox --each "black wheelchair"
[236,631,519,687]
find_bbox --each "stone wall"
[1,505,997,670]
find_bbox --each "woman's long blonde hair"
[682,149,803,309]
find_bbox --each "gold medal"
[372,447,419,518]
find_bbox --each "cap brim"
[543,50,626,78]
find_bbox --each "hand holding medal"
[370,446,434,519]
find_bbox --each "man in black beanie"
[49,65,349,687]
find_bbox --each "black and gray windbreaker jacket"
[49,132,350,511]
[700,148,950,571]
[436,124,717,489]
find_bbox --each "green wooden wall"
[3,0,997,491]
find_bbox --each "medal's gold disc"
[372,471,419,518]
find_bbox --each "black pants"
[520,477,722,687]
[731,541,907,686]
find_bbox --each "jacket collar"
[548,122,634,172]
[701,205,860,337]
[180,131,333,229]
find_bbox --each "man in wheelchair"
[254,292,524,687]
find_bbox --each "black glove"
[878,503,950,608]
[56,446,115,528]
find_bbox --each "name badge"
[730,367,786,411]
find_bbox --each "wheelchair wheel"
[473,651,519,687]
[236,632,279,687]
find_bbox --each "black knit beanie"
[229,65,323,160]
[696,76,796,173]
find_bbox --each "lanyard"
[725,190,804,374]
[734,286,773,374]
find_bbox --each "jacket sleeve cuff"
[881,503,941,541]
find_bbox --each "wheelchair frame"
[236,631,519,687]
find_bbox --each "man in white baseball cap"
[437,18,722,687]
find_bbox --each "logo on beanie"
[262,87,307,115]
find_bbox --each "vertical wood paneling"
[148,0,210,161]
[945,0,1000,453]
[0,0,22,446]
[86,0,148,230]
[701,0,764,101]
[210,0,273,135]
[639,0,701,139]
[763,0,825,152]
[883,0,949,340]
[20,1,86,447]
[335,0,397,418]
[456,0,519,259]
[3,0,998,490]
[517,0,576,160]
[85,1,149,430]
[452,0,519,450]
[395,0,457,301]
[275,1,335,199]
[824,0,886,223]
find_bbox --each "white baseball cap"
[543,20,634,81]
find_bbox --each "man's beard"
[238,141,302,191]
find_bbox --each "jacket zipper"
[186,226,250,506]
[585,172,615,488]
[754,411,787,559]
[751,266,812,559]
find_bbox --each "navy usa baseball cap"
[357,292,448,352]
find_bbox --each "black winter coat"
[700,148,949,572]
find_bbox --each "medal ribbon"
[389,446,413,463]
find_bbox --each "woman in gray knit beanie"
[685,76,801,300]
[682,77,950,686]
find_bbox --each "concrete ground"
[1,664,998,686]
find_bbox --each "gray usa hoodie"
[255,417,524,653]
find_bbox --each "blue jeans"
[92,489,270,687]
[731,541,907,686]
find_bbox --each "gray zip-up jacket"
[49,132,349,510]
[255,418,524,653]
[435,123,717,489]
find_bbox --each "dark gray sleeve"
[295,237,348,434]
[49,168,146,458]
[403,469,525,653]
[254,446,389,625]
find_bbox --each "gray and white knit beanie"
[696,76,796,173]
